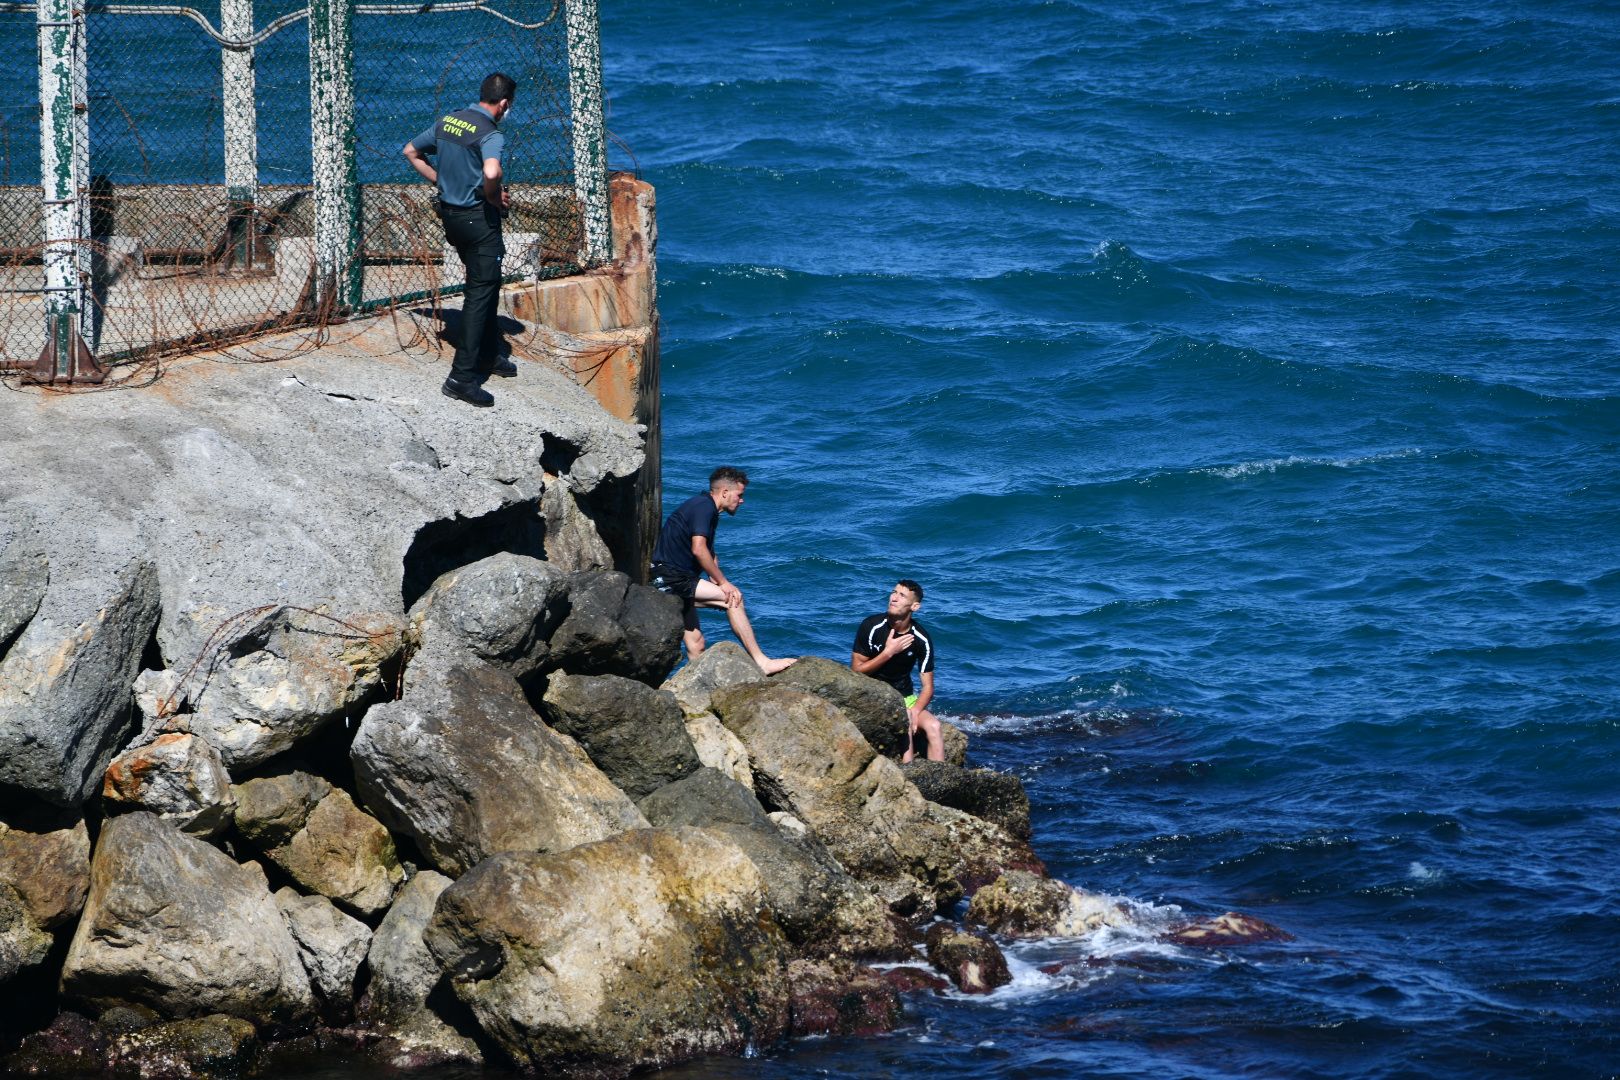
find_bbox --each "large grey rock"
[102,733,236,838]
[0,882,52,981]
[900,761,1031,840]
[236,770,402,916]
[0,807,91,929]
[425,827,790,1072]
[638,769,910,960]
[545,571,682,685]
[61,812,315,1024]
[711,684,1043,917]
[359,870,482,1067]
[539,479,613,572]
[352,641,646,877]
[0,553,159,806]
[275,888,371,1012]
[106,1014,258,1079]
[181,605,406,770]
[683,711,754,789]
[770,656,911,758]
[662,641,764,716]
[540,672,701,800]
[0,526,47,655]
[408,552,566,679]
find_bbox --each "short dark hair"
[897,579,923,602]
[481,72,517,105]
[709,466,748,490]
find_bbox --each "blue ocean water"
[605,1,1620,1076]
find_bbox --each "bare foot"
[758,656,798,676]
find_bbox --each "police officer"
[403,73,518,407]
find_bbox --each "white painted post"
[308,0,361,310]
[221,0,259,268]
[33,0,98,380]
[564,0,611,267]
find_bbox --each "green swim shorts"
[904,694,918,709]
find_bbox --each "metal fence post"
[221,0,259,268]
[309,0,361,310]
[32,0,101,382]
[564,0,610,266]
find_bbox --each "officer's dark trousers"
[441,202,505,384]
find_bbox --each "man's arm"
[851,627,913,675]
[403,141,437,185]
[911,670,934,714]
[482,131,508,210]
[691,536,740,607]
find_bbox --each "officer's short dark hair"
[709,466,748,490]
[481,72,517,105]
[897,579,924,602]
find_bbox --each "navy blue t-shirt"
[651,493,719,576]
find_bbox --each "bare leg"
[693,579,796,675]
[902,708,944,763]
[683,626,706,661]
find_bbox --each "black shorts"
[650,564,700,631]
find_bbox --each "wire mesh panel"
[0,0,602,376]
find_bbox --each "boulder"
[0,528,47,655]
[684,712,753,790]
[711,684,1043,916]
[181,606,405,770]
[770,656,908,757]
[638,769,910,959]
[661,641,763,716]
[0,554,159,806]
[274,889,371,1014]
[544,571,682,686]
[107,1014,258,1079]
[900,762,1031,840]
[1,882,52,981]
[358,870,482,1068]
[1167,911,1293,947]
[964,871,1129,938]
[881,966,950,994]
[231,768,332,846]
[102,733,236,838]
[539,480,613,572]
[0,808,91,929]
[408,552,566,679]
[4,1011,110,1076]
[425,827,790,1072]
[60,812,314,1024]
[540,673,701,800]
[351,642,646,877]
[924,923,1011,994]
[940,720,969,767]
[786,959,902,1038]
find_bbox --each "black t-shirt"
[651,493,718,576]
[853,614,935,697]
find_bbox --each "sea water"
[606,1,1620,1076]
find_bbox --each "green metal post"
[221,0,259,268]
[33,0,99,381]
[308,0,361,310]
[564,0,610,266]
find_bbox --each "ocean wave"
[1193,449,1422,480]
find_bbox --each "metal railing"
[0,0,609,384]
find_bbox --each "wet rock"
[274,889,371,1015]
[662,640,764,716]
[351,641,646,877]
[770,656,910,757]
[0,554,160,806]
[881,966,950,994]
[60,812,314,1024]
[684,711,754,789]
[924,923,1011,995]
[102,733,236,838]
[107,1014,258,1079]
[638,769,910,959]
[901,761,1031,840]
[182,606,405,771]
[1167,911,1293,947]
[0,808,91,929]
[786,958,902,1038]
[1,882,52,981]
[425,827,790,1073]
[711,683,1043,917]
[4,1011,109,1076]
[540,479,614,572]
[358,870,483,1068]
[540,673,701,800]
[408,552,566,679]
[965,871,1129,938]
[940,720,969,767]
[545,571,682,686]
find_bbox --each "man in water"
[851,580,940,762]
[650,467,796,674]
[403,72,517,407]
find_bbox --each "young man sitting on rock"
[851,580,941,762]
[650,466,796,675]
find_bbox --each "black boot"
[442,377,494,407]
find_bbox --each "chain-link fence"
[0,0,608,384]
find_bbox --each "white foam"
[1195,448,1420,480]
